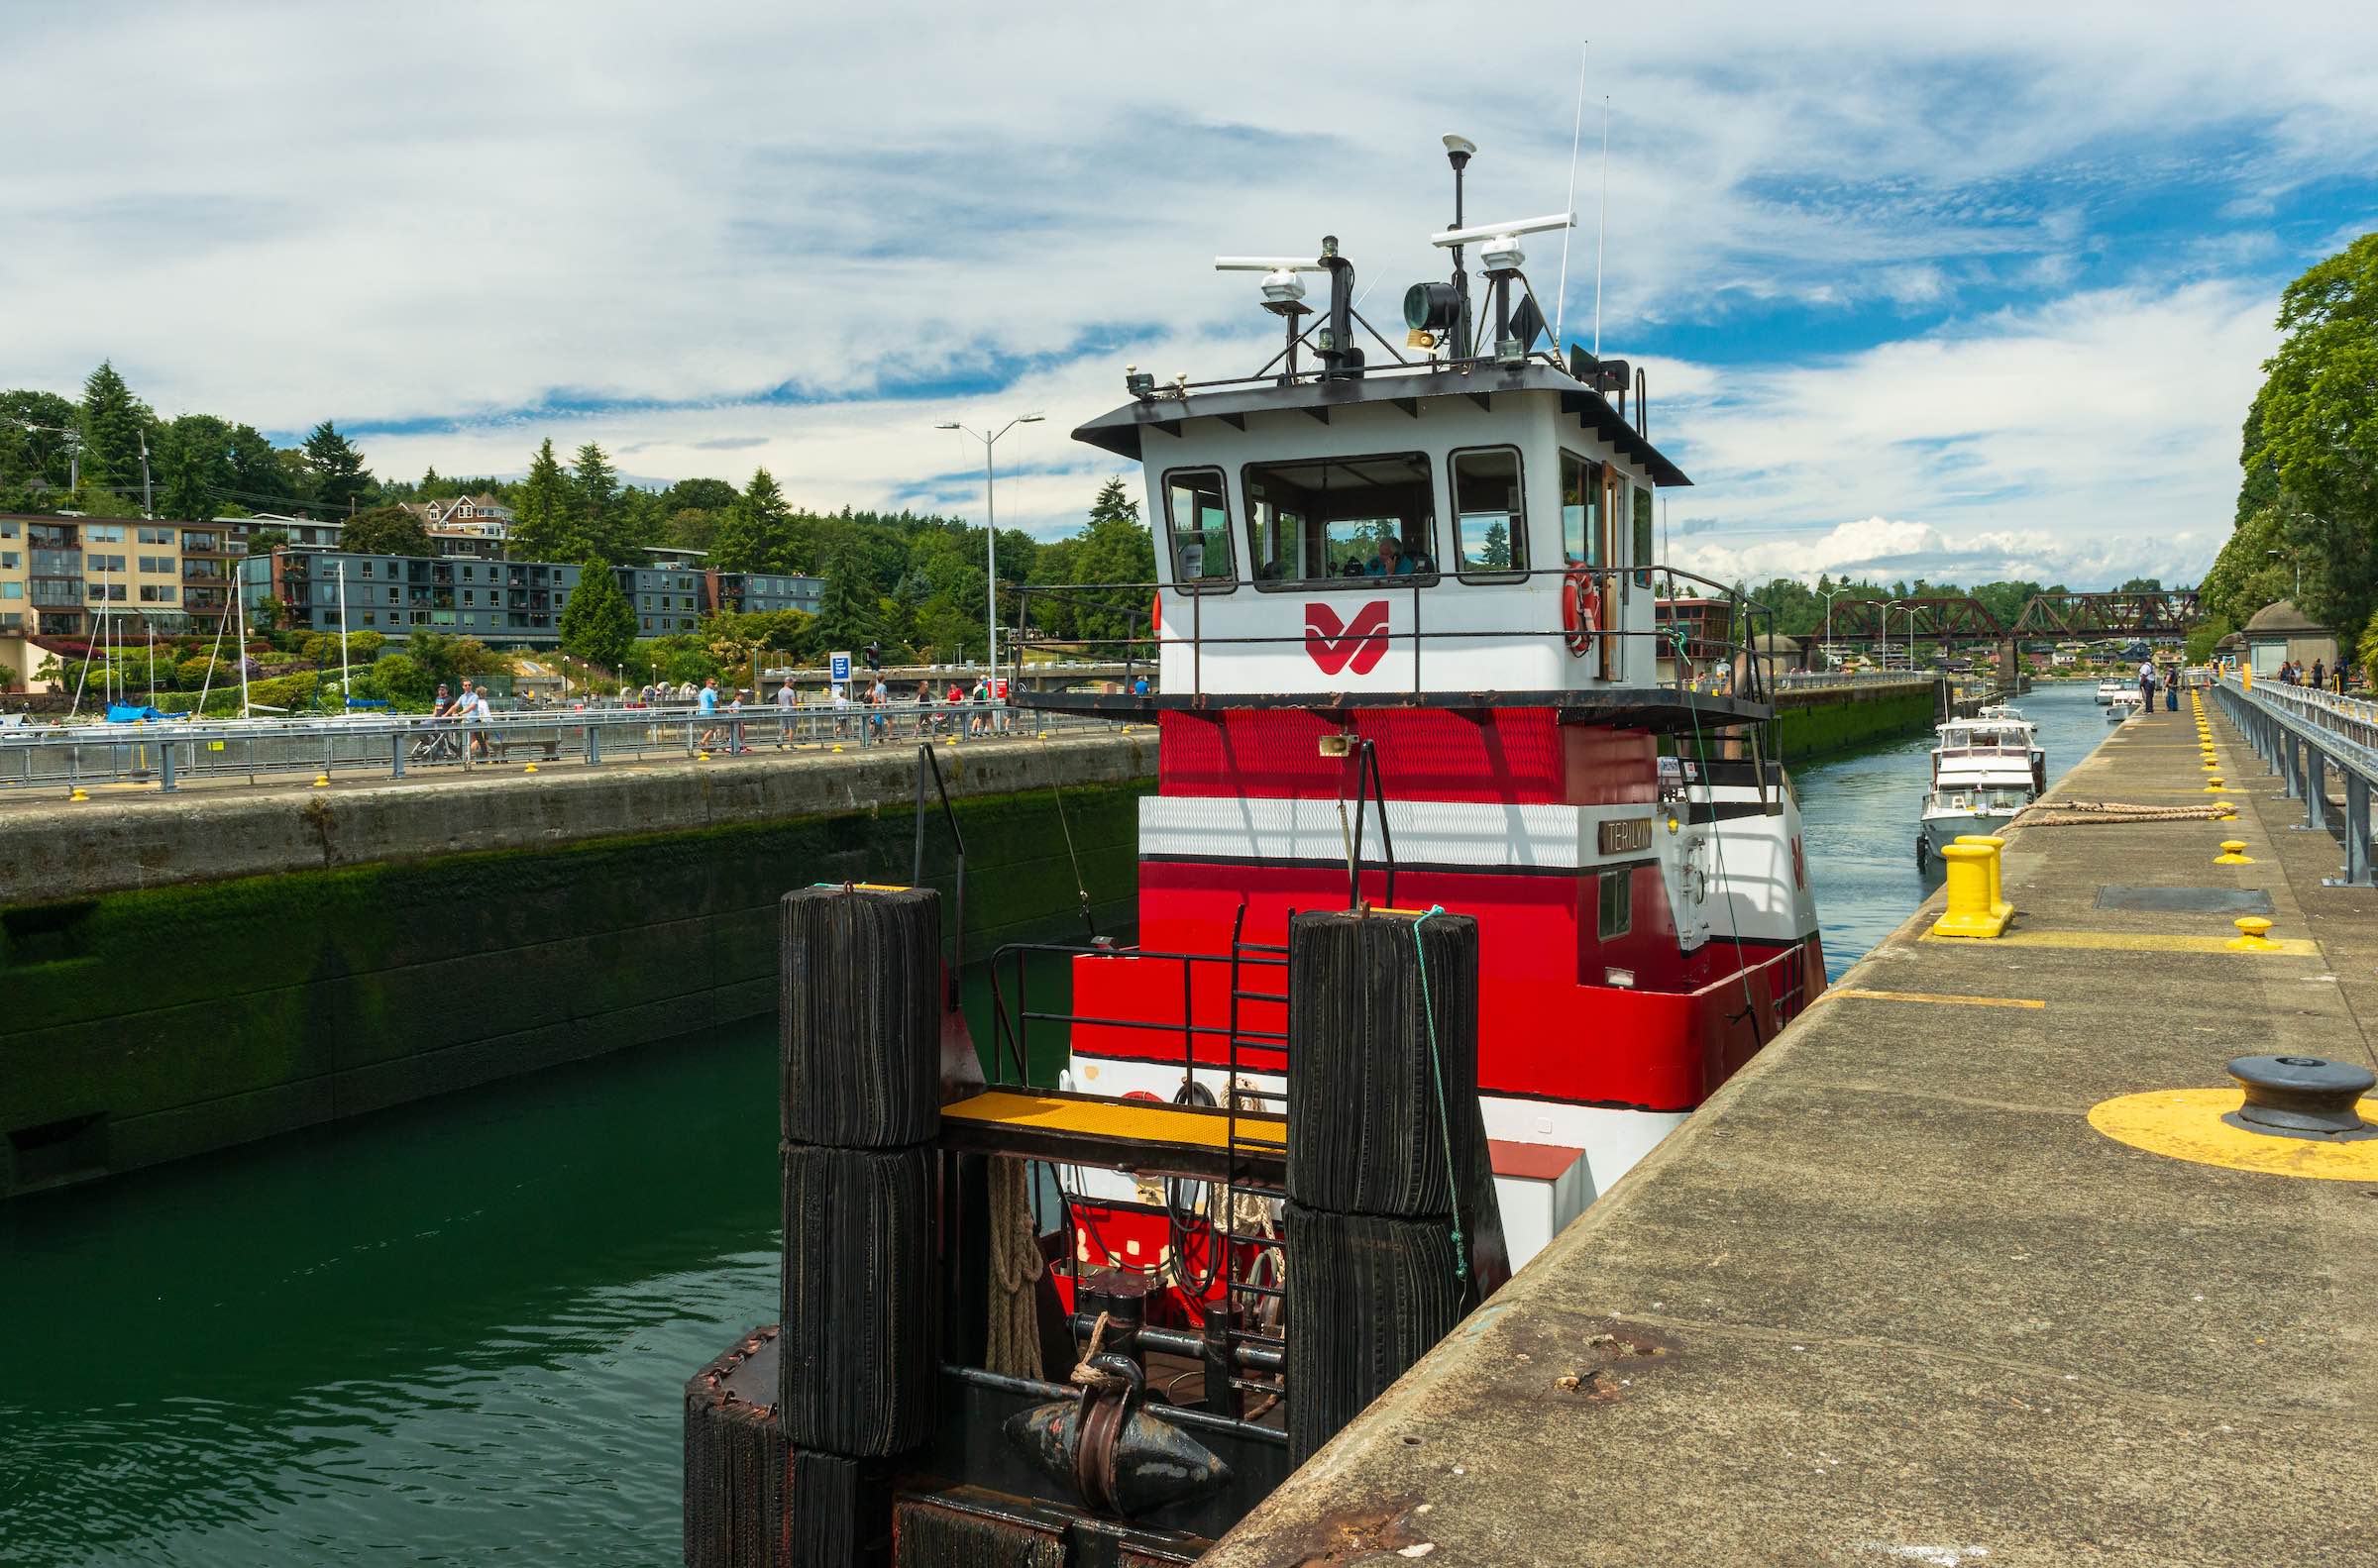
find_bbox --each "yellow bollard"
[2204,775,2225,792]
[1931,843,2009,938]
[831,744,843,753]
[313,774,331,788]
[2214,799,2237,819]
[2214,839,2254,865]
[2226,916,2279,952]
[1953,834,2012,920]
[523,763,538,774]
[68,786,88,802]
[697,751,710,761]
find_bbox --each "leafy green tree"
[558,557,637,674]
[664,476,740,514]
[301,420,375,511]
[2240,232,2378,638]
[1068,477,1157,645]
[247,528,290,556]
[157,414,234,520]
[711,467,794,571]
[1,388,80,496]
[666,506,722,552]
[510,438,576,562]
[342,504,432,556]
[77,361,150,491]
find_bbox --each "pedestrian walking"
[2313,658,2326,691]
[2136,657,2156,710]
[696,676,721,750]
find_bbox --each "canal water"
[0,683,2112,1564]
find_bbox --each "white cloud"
[1675,515,2202,589]
[1,0,2370,566]
[1656,277,2278,586]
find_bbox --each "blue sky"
[4,1,2373,589]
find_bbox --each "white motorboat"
[1918,713,2045,864]
[2107,689,2144,722]
[2095,679,2124,705]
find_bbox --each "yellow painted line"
[1923,929,2318,956]
[943,1091,1286,1151]
[2090,1088,2378,1180]
[1821,988,2045,1010]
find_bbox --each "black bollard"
[1282,907,1506,1465]
[780,885,941,1148]
[687,884,945,1567]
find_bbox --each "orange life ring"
[1151,593,1161,636]
[1562,569,1600,657]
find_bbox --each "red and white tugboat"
[1002,140,1822,1330]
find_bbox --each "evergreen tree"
[572,442,617,524]
[301,420,375,511]
[510,439,576,562]
[711,467,793,571]
[558,556,637,674]
[1070,476,1157,644]
[78,361,149,491]
[813,550,876,650]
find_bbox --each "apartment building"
[243,545,821,649]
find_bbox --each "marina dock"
[1204,689,2378,1566]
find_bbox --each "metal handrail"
[2216,673,2378,886]
[0,701,1125,796]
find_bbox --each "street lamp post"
[1884,599,1906,672]
[1818,586,1850,669]
[934,414,1045,679]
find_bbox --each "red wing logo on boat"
[1304,600,1391,676]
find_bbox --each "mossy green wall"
[0,779,1150,1197]
[1771,685,1937,761]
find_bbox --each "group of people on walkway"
[412,679,494,761]
[2274,658,2349,691]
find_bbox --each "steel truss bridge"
[1816,589,2202,645]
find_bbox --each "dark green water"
[0,688,2110,1564]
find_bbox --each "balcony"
[30,577,82,608]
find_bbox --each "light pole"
[934,414,1044,677]
[1884,599,1906,671]
[1818,586,1851,669]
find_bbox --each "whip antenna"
[1593,96,1609,359]
[1554,41,1588,346]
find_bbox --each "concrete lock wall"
[1769,679,1939,761]
[0,734,1153,1200]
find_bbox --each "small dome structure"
[2243,599,2324,636]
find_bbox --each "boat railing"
[1010,562,1784,710]
[980,930,1297,1416]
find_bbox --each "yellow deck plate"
[2090,1088,2378,1180]
[1921,929,2318,956]
[943,1091,1286,1151]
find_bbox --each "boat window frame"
[1559,448,1602,569]
[1158,465,1238,594]
[1240,449,1443,592]
[1596,858,1646,941]
[1446,443,1531,585]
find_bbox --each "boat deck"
[1203,691,2378,1565]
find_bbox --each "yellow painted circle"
[2088,1088,2378,1180]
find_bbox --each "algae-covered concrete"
[0,734,1153,1197]
[1208,696,2377,1566]
[1771,676,1939,760]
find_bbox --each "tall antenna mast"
[1554,41,1588,347]
[1592,96,1609,359]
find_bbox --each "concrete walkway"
[1208,693,2377,1566]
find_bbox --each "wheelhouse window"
[1450,447,1528,580]
[1561,451,1601,567]
[1632,480,1654,570]
[1162,468,1235,589]
[1243,452,1437,587]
